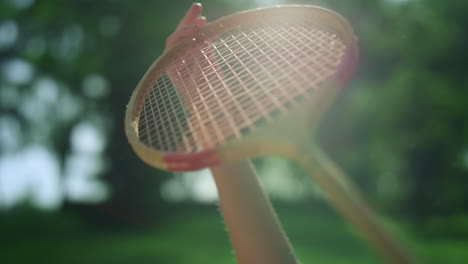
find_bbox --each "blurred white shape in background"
[0,120,109,210]
[0,115,21,151]
[0,20,18,49]
[161,169,218,203]
[0,145,62,210]
[82,74,111,99]
[1,58,34,85]
[160,158,311,204]
[64,121,109,202]
[0,69,109,210]
[8,0,35,10]
[259,158,310,201]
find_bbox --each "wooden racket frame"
[125,5,357,171]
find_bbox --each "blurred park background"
[1,0,468,263]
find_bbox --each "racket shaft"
[298,147,417,264]
[211,161,298,264]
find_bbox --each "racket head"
[125,5,358,171]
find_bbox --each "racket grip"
[298,146,418,264]
[211,161,299,264]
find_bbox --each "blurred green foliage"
[2,204,468,263]
[1,0,468,263]
[319,0,468,220]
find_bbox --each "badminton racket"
[126,5,415,264]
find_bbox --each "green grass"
[1,204,467,263]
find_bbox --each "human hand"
[165,3,206,51]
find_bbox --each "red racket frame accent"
[164,149,220,171]
[337,47,358,85]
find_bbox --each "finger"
[165,24,200,50]
[194,16,207,28]
[176,3,203,31]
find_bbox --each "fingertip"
[196,16,207,28]
[176,3,203,32]
[192,3,203,13]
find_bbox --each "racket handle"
[211,161,299,264]
[298,146,418,264]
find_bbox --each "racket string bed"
[137,20,345,153]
